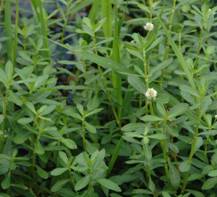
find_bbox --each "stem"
[81,118,87,150]
[188,127,199,162]
[2,90,8,135]
[169,0,177,30]
[60,4,69,43]
[4,0,13,61]
[148,0,153,19]
[188,107,201,162]
[12,0,19,65]
[102,0,112,38]
[93,33,97,54]
[149,101,154,115]
[91,33,121,127]
[181,174,189,194]
[194,30,203,67]
[31,0,50,60]
[164,0,177,58]
[144,56,149,88]
[107,138,122,176]
[161,122,169,176]
[111,5,122,122]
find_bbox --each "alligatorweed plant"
[0,0,217,196]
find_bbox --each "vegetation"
[0,0,217,196]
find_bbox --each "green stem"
[188,108,201,162]
[81,119,87,150]
[144,57,149,88]
[107,138,122,176]
[169,0,177,30]
[161,122,169,176]
[2,90,9,135]
[4,0,13,61]
[12,0,19,65]
[149,101,154,115]
[181,174,189,194]
[148,0,153,19]
[31,0,50,60]
[102,0,112,38]
[111,5,122,121]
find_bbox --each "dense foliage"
[0,0,217,196]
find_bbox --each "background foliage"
[0,0,217,196]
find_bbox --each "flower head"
[145,88,157,100]
[144,22,154,31]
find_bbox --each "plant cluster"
[0,0,217,196]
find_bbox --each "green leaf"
[159,18,195,89]
[1,173,11,189]
[156,103,167,117]
[149,134,167,140]
[85,108,103,118]
[36,166,48,179]
[13,131,30,144]
[50,168,68,176]
[149,59,172,82]
[140,115,163,122]
[51,179,69,192]
[0,115,4,124]
[208,170,217,177]
[5,61,13,83]
[64,109,82,120]
[128,75,146,94]
[211,152,217,165]
[168,161,180,188]
[70,112,82,120]
[95,18,106,32]
[179,160,191,172]
[34,75,49,89]
[17,117,33,125]
[107,139,123,176]
[82,17,94,36]
[8,91,23,106]
[0,193,10,197]
[59,151,68,165]
[61,138,77,149]
[77,51,131,75]
[202,177,217,190]
[74,175,90,191]
[168,103,188,118]
[0,69,7,87]
[25,102,36,114]
[97,178,121,192]
[188,190,205,197]
[39,105,56,116]
[195,137,203,153]
[35,141,45,155]
[148,177,156,192]
[18,51,33,64]
[121,123,145,132]
[84,121,96,134]
[201,96,212,115]
[0,158,9,175]
[162,191,171,197]
[92,149,105,169]
[76,104,84,115]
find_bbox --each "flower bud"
[145,88,157,100]
[144,22,154,31]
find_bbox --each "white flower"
[145,88,157,100]
[144,22,154,31]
